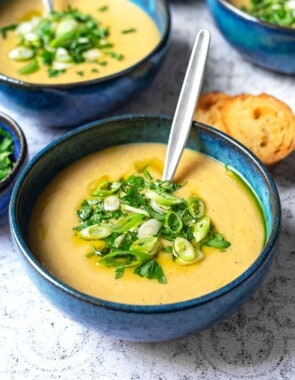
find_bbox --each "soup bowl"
[206,0,295,74]
[9,115,281,342]
[0,111,27,216]
[0,0,170,129]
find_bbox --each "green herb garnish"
[0,24,17,39]
[107,51,124,61]
[97,6,109,12]
[74,171,231,283]
[0,128,14,181]
[122,28,137,34]
[18,60,40,75]
[241,0,295,27]
[48,68,66,78]
[3,6,124,77]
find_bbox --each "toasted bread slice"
[194,92,232,132]
[221,93,295,165]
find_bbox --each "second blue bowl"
[0,0,170,129]
[206,0,295,74]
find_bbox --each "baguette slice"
[221,93,295,166]
[194,92,232,133]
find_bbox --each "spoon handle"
[162,29,210,181]
[43,0,54,13]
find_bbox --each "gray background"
[1,1,295,379]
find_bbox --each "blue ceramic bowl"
[0,112,27,216]
[9,115,280,342]
[0,0,170,129]
[206,0,295,74]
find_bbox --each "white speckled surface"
[1,1,295,379]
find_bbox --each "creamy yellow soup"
[229,0,251,8]
[0,0,160,84]
[28,143,265,305]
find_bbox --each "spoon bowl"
[42,0,54,13]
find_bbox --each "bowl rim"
[9,114,281,314]
[217,0,295,33]
[0,111,27,191]
[0,0,171,91]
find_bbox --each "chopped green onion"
[145,190,183,206]
[149,199,170,214]
[55,18,79,36]
[137,219,162,238]
[112,214,144,234]
[92,181,121,197]
[77,223,112,240]
[192,216,210,243]
[55,47,72,63]
[0,24,17,39]
[97,6,109,12]
[104,195,120,211]
[164,211,183,233]
[18,59,40,75]
[188,196,205,219]
[122,28,137,34]
[173,237,196,262]
[131,236,160,255]
[121,203,150,216]
[100,249,150,268]
[75,173,231,282]
[48,68,66,77]
[9,46,35,61]
[107,51,124,61]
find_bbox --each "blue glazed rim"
[0,111,27,191]
[0,0,171,90]
[216,0,295,33]
[9,114,281,314]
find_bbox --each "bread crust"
[194,92,232,133]
[220,93,295,165]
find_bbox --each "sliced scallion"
[137,219,162,239]
[74,172,231,283]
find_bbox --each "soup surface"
[28,143,265,305]
[0,0,160,84]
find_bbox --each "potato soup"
[0,0,161,84]
[28,143,265,305]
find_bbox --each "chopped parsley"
[0,127,14,181]
[74,171,231,283]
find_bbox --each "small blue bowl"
[0,0,170,129]
[9,115,281,342]
[0,112,27,216]
[206,0,295,74]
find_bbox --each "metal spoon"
[43,0,54,13]
[162,29,210,181]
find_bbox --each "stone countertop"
[1,1,295,379]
